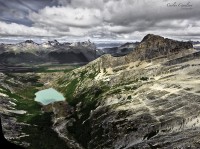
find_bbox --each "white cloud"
[0,21,53,36]
[29,6,102,28]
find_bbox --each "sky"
[0,0,200,43]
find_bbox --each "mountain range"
[0,40,97,65]
[0,40,139,66]
[1,34,200,149]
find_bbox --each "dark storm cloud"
[0,0,200,41]
[0,0,58,25]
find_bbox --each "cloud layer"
[0,0,200,41]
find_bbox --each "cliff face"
[51,34,200,149]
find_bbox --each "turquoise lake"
[35,88,65,105]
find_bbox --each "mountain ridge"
[0,40,98,65]
[89,34,194,70]
[49,34,200,149]
[0,39,140,65]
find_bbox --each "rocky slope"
[0,72,69,149]
[50,34,200,149]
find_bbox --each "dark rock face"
[0,118,24,149]
[24,40,35,44]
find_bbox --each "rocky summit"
[133,34,193,60]
[49,34,200,149]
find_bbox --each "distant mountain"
[95,42,128,49]
[99,42,139,57]
[0,40,138,65]
[0,40,98,65]
[192,41,200,50]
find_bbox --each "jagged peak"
[24,40,35,44]
[18,40,38,46]
[48,40,59,43]
[47,40,61,46]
